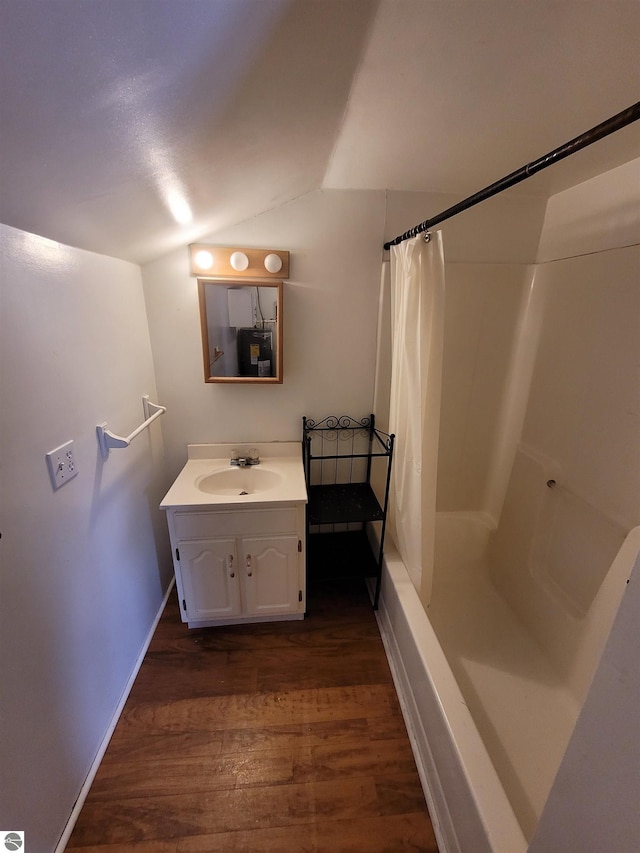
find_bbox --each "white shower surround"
[374,160,640,851]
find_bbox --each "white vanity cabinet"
[177,538,240,622]
[165,504,306,628]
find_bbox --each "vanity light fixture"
[264,253,283,273]
[193,249,214,271]
[189,244,289,279]
[230,251,249,272]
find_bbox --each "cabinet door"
[242,536,301,617]
[178,538,241,621]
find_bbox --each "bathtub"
[374,530,527,853]
[372,504,640,853]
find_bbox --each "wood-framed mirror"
[198,279,283,383]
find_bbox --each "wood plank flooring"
[67,578,438,852]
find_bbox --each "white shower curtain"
[388,232,445,604]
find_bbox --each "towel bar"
[97,396,166,457]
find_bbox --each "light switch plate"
[46,440,79,489]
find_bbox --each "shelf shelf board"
[307,483,383,525]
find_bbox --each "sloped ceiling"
[325,0,640,198]
[0,0,638,264]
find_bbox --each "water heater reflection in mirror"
[237,328,274,377]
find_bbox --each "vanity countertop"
[160,442,308,509]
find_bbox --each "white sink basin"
[196,466,283,496]
[160,443,308,508]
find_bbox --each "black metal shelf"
[307,483,384,525]
[302,414,394,609]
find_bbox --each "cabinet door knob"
[246,554,252,577]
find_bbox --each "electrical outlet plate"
[46,440,79,489]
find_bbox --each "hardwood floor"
[67,578,438,852]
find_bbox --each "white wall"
[536,157,640,262]
[142,189,386,479]
[0,225,172,852]
[384,188,547,264]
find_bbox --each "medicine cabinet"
[198,279,283,384]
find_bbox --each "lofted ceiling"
[0,0,638,265]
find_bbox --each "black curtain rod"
[383,101,640,250]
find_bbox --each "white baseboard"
[55,579,175,852]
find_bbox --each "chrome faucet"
[230,448,260,467]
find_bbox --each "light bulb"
[230,251,249,272]
[264,253,283,273]
[194,249,214,270]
